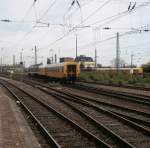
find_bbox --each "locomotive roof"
[39,61,77,68]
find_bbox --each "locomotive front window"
[67,65,76,73]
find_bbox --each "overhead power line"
[10,0,58,49]
[91,0,150,28]
[78,25,150,49]
[44,0,150,49]
[38,0,57,21]
[55,0,150,48]
[68,0,81,11]
[43,0,111,48]
[79,0,111,25]
[22,0,37,21]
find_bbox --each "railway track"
[14,77,150,117]
[13,78,150,148]
[62,86,150,119]
[79,81,150,91]
[55,86,150,127]
[36,84,150,127]
[24,79,150,122]
[21,79,150,123]
[68,83,150,106]
[0,79,111,148]
[51,97,150,148]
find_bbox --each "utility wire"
[48,0,150,48]
[38,0,57,21]
[11,0,58,49]
[44,0,111,48]
[79,0,111,25]
[64,0,93,18]
[78,25,150,49]
[33,4,38,22]
[21,0,37,21]
[90,0,150,28]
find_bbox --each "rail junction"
[0,77,150,148]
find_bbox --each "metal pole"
[58,48,61,63]
[35,46,37,65]
[55,54,57,63]
[13,55,15,73]
[20,52,23,63]
[1,48,3,72]
[131,53,134,68]
[116,32,120,72]
[95,48,97,68]
[20,49,23,63]
[76,34,78,58]
[13,55,15,66]
[0,57,2,72]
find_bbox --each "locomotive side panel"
[28,61,80,82]
[45,65,65,79]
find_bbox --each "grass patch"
[80,71,150,87]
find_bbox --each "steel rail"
[54,91,150,130]
[79,80,150,91]
[47,88,150,135]
[7,78,150,147]
[0,81,61,148]
[37,86,135,148]
[22,79,150,121]
[32,84,150,147]
[20,79,150,142]
[110,111,150,129]
[42,84,150,117]
[70,84,150,106]
[43,87,150,136]
[0,79,111,148]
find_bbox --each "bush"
[80,71,150,87]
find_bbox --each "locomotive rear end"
[64,62,80,82]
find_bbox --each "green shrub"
[80,71,150,87]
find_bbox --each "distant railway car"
[28,61,80,82]
[131,67,143,75]
[28,64,41,75]
[94,67,143,75]
[80,61,95,69]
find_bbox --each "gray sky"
[0,0,150,66]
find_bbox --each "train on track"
[93,67,143,75]
[28,61,80,82]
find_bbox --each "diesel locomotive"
[28,61,80,82]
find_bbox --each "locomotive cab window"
[67,65,76,73]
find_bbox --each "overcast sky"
[0,0,150,66]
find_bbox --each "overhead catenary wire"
[43,0,150,49]
[38,0,57,21]
[90,0,150,28]
[43,0,111,49]
[21,0,38,22]
[9,0,38,49]
[2,0,150,55]
[79,0,111,25]
[1,0,119,49]
[10,0,58,49]
[63,0,94,19]
[77,25,150,49]
[39,1,96,45]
